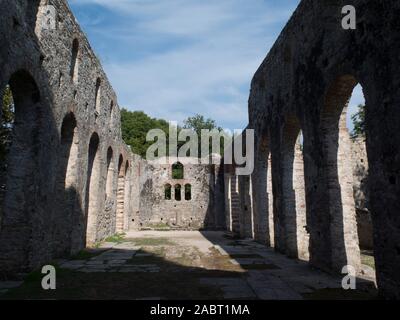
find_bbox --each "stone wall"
[352,137,372,249]
[227,0,400,299]
[137,157,225,230]
[0,0,138,274]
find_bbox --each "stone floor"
[0,231,378,300]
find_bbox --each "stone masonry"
[136,157,225,230]
[0,0,399,300]
[225,0,400,299]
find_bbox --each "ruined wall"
[352,137,372,249]
[137,157,224,230]
[0,0,138,273]
[230,0,400,298]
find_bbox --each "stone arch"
[238,174,254,239]
[175,184,182,201]
[85,132,101,246]
[109,100,114,120]
[319,74,362,272]
[185,184,192,201]
[116,155,126,232]
[251,133,274,246]
[53,112,80,255]
[281,114,309,260]
[70,38,79,83]
[165,184,172,200]
[1,70,40,219]
[123,160,131,230]
[0,85,14,216]
[172,162,184,179]
[105,147,114,198]
[0,70,45,268]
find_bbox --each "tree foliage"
[351,104,366,139]
[183,114,222,137]
[1,85,15,163]
[120,109,170,158]
[121,110,225,158]
[183,114,224,155]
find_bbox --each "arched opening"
[347,84,374,273]
[54,112,79,255]
[85,133,101,246]
[105,147,114,199]
[320,75,369,273]
[123,161,131,231]
[109,101,114,121]
[281,115,309,260]
[251,135,274,246]
[238,174,254,239]
[116,155,125,232]
[172,162,184,179]
[94,77,101,114]
[0,85,15,226]
[165,184,172,200]
[175,184,182,201]
[70,38,79,83]
[185,184,192,201]
[0,71,40,237]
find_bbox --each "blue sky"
[68,0,364,131]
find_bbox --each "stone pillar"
[251,141,271,245]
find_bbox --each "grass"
[148,223,170,230]
[1,269,226,300]
[1,246,234,300]
[104,233,126,243]
[361,250,375,270]
[70,250,104,261]
[130,237,175,246]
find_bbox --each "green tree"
[121,110,225,159]
[183,114,222,137]
[351,104,366,139]
[183,114,225,155]
[1,85,15,163]
[120,109,170,158]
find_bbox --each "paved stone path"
[0,231,377,300]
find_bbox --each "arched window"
[175,184,182,201]
[164,184,172,200]
[94,78,101,113]
[70,38,79,83]
[105,147,114,198]
[116,155,125,232]
[172,162,184,179]
[109,100,114,122]
[185,184,192,201]
[86,132,100,246]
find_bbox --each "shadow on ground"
[0,231,378,300]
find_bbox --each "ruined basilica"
[0,0,399,299]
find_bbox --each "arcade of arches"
[0,0,399,299]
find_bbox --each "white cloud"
[68,0,299,129]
